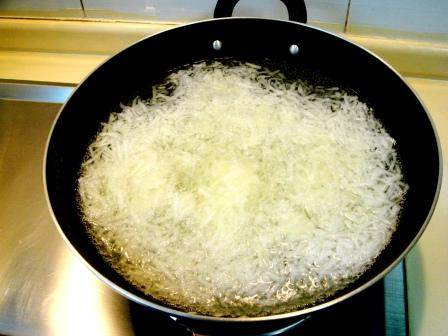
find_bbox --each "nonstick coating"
[45,18,441,327]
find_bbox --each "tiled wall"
[347,0,448,41]
[81,0,349,30]
[0,0,447,41]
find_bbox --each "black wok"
[44,0,442,334]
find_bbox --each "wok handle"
[213,0,307,24]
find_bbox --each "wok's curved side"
[44,17,442,331]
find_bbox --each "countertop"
[403,78,447,336]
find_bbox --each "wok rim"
[43,16,443,323]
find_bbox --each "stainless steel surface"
[0,85,408,335]
[0,83,74,104]
[0,100,132,336]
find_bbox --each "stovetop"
[127,267,408,336]
[0,85,408,336]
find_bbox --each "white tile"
[234,0,349,28]
[0,0,83,18]
[348,0,448,36]
[305,0,349,27]
[83,0,349,30]
[82,0,215,21]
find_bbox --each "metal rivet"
[213,40,222,51]
[289,44,299,55]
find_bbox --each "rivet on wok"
[289,44,299,55]
[213,40,222,51]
